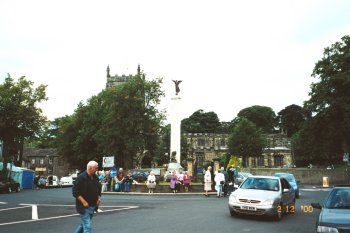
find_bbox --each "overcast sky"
[1,0,350,122]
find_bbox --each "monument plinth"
[170,95,181,163]
[170,80,182,164]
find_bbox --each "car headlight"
[261,199,274,205]
[229,195,238,203]
[317,226,339,233]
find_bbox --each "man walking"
[72,161,101,233]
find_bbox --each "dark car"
[273,172,300,198]
[131,170,149,183]
[0,178,21,193]
[311,186,350,233]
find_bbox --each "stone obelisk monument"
[170,80,182,163]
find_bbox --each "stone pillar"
[186,158,194,176]
[213,157,220,173]
[170,96,181,163]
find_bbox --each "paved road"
[0,187,330,233]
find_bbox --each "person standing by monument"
[72,161,101,233]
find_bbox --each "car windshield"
[241,177,279,191]
[274,173,295,182]
[325,188,350,209]
[240,173,252,178]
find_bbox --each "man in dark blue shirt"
[72,161,101,233]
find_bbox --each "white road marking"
[0,202,8,204]
[0,206,31,212]
[32,205,38,220]
[0,205,139,226]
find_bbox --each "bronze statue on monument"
[172,80,182,95]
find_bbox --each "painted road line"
[0,205,30,212]
[32,205,38,220]
[0,205,139,226]
[0,202,8,204]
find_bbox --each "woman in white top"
[214,170,225,198]
[204,166,212,197]
[146,171,156,193]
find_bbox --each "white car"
[228,175,295,221]
[46,175,60,188]
[59,176,76,187]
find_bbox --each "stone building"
[21,148,73,178]
[185,133,229,168]
[106,65,141,88]
[184,133,292,169]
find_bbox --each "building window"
[40,158,44,164]
[198,138,205,147]
[220,138,226,147]
[196,152,204,167]
[31,159,35,164]
[49,158,53,164]
[251,157,256,167]
[258,157,264,167]
[274,155,283,167]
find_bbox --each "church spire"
[107,65,110,78]
[137,64,141,75]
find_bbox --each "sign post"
[102,156,115,169]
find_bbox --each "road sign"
[103,156,114,168]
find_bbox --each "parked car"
[165,163,184,181]
[236,172,253,186]
[273,172,300,198]
[131,170,149,183]
[46,175,60,188]
[59,176,76,187]
[311,186,350,233]
[0,177,21,193]
[228,175,295,221]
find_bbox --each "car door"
[280,178,294,207]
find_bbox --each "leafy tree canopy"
[0,74,47,173]
[277,104,306,137]
[303,35,350,155]
[56,73,165,170]
[181,109,221,133]
[237,105,276,133]
[227,117,265,167]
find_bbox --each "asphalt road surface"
[0,186,330,233]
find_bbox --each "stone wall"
[242,168,350,185]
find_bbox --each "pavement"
[101,184,335,196]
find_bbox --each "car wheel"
[274,204,283,221]
[230,210,238,217]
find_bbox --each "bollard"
[322,177,329,187]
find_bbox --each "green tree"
[302,35,350,162]
[0,75,47,176]
[227,118,265,167]
[181,109,221,133]
[277,104,306,137]
[237,105,276,133]
[56,72,165,170]
[26,117,67,149]
[153,124,171,165]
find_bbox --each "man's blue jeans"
[74,206,95,233]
